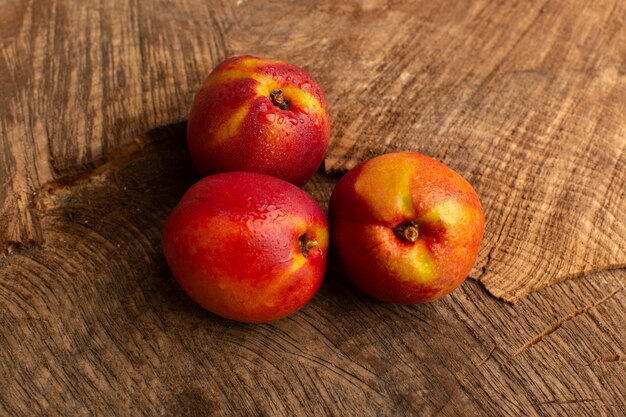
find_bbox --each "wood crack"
[536,398,600,405]
[513,284,625,357]
[1,122,187,256]
[589,354,626,365]
[474,345,497,369]
[535,398,625,407]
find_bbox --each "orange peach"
[329,152,484,303]
[187,55,330,186]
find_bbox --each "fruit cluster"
[162,56,485,323]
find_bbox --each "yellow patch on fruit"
[237,56,280,70]
[285,254,308,277]
[213,104,249,144]
[205,70,261,88]
[354,154,418,223]
[397,241,437,284]
[262,221,330,300]
[207,66,324,118]
[281,85,324,115]
[261,246,310,309]
[311,224,329,249]
[419,200,470,228]
[366,225,436,284]
[254,83,323,116]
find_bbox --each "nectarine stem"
[299,234,317,258]
[394,222,419,243]
[270,89,290,110]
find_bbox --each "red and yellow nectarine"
[162,172,329,322]
[187,55,330,186]
[329,152,484,304]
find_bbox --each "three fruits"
[163,55,485,322]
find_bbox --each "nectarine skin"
[329,152,484,304]
[162,172,329,322]
[187,55,330,186]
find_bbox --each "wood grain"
[0,0,232,247]
[1,1,625,413]
[1,0,624,301]
[0,137,624,415]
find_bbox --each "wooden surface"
[1,0,624,301]
[1,0,625,415]
[1,137,625,416]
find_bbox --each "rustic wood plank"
[0,137,624,415]
[1,0,624,301]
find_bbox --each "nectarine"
[163,172,329,322]
[329,152,484,304]
[187,55,330,186]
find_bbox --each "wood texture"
[1,1,625,414]
[1,0,624,301]
[1,136,624,416]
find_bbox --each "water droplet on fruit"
[264,112,276,123]
[300,82,311,90]
[259,102,268,112]
[289,118,298,125]
[278,115,285,124]
[299,118,304,124]
[301,107,310,115]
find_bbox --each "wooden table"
[1,1,624,416]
